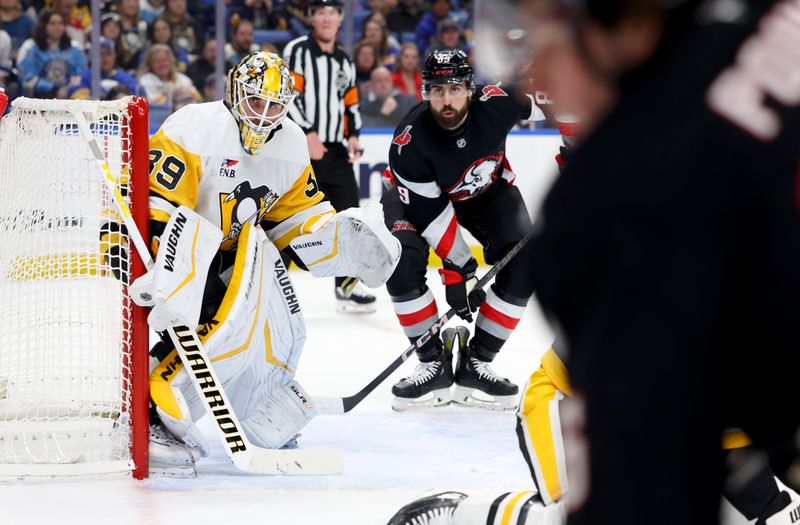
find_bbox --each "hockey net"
[0,97,150,479]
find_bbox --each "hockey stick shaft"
[75,109,341,475]
[315,229,533,415]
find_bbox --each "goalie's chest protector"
[154,102,316,250]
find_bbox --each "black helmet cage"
[421,49,475,101]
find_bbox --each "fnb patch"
[480,84,508,102]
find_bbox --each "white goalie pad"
[289,202,401,288]
[241,380,318,449]
[130,206,223,332]
[162,223,308,449]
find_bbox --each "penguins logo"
[220,180,279,246]
[447,153,503,201]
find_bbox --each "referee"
[283,0,376,313]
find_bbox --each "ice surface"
[0,271,765,524]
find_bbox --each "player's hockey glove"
[438,258,485,322]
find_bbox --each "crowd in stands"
[0,0,531,130]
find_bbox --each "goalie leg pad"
[241,380,318,449]
[130,205,224,332]
[289,202,401,288]
[165,224,308,431]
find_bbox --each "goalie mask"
[226,51,296,155]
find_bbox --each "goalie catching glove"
[130,206,223,331]
[439,257,486,322]
[289,202,401,288]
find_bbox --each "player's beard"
[431,102,469,130]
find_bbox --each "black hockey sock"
[470,335,500,362]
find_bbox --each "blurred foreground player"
[522,0,800,523]
[137,51,399,475]
[384,49,551,411]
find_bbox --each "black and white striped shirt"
[283,35,362,144]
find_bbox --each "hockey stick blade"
[314,230,533,415]
[74,107,342,476]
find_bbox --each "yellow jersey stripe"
[263,165,326,223]
[500,492,529,525]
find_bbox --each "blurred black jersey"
[530,2,800,524]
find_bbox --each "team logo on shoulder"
[393,125,413,154]
[219,180,279,250]
[480,83,508,102]
[447,153,503,201]
[219,158,239,178]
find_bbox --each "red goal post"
[0,97,150,480]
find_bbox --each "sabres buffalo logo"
[219,180,279,249]
[447,153,503,201]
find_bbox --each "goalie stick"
[73,105,342,475]
[314,229,533,415]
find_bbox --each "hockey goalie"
[132,51,400,476]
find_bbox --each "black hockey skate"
[390,327,459,411]
[453,327,519,411]
[335,280,377,313]
[386,491,468,525]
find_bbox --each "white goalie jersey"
[148,100,334,254]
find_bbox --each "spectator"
[118,0,148,70]
[201,72,216,101]
[414,0,450,56]
[0,28,11,67]
[161,0,198,53]
[360,65,415,128]
[0,0,34,58]
[361,15,398,71]
[386,0,420,34]
[170,83,197,110]
[283,0,309,35]
[186,35,214,92]
[228,0,287,30]
[19,11,86,98]
[146,16,189,72]
[224,16,258,66]
[139,0,164,23]
[100,12,125,69]
[68,36,137,99]
[136,42,199,105]
[391,42,420,101]
[51,0,91,46]
[429,17,464,53]
[353,39,376,90]
[363,0,394,16]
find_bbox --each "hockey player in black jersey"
[383,49,548,411]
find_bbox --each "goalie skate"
[387,491,467,525]
[452,327,519,411]
[148,423,197,478]
[391,328,458,411]
[335,281,377,313]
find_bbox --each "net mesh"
[0,98,136,473]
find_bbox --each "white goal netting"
[0,97,147,479]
